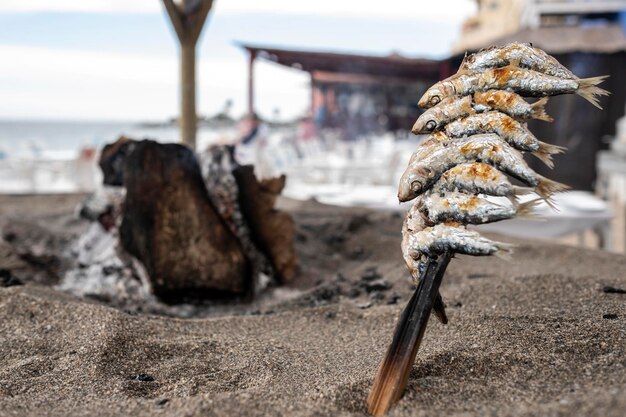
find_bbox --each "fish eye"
[424,120,436,131]
[410,179,423,192]
[430,95,441,105]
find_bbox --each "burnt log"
[200,145,277,292]
[234,167,298,283]
[99,136,135,186]
[119,140,249,301]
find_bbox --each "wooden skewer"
[367,251,452,416]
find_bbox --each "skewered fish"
[432,162,530,204]
[405,221,513,259]
[401,206,513,280]
[458,42,577,79]
[412,91,552,134]
[442,111,565,168]
[398,133,568,202]
[416,190,537,225]
[368,43,606,417]
[418,65,608,109]
[473,91,552,122]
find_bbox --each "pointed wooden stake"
[367,252,452,416]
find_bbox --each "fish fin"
[577,75,610,109]
[513,186,533,196]
[533,141,567,169]
[507,194,520,206]
[532,149,555,169]
[516,198,541,219]
[433,292,448,325]
[530,97,553,122]
[494,242,515,260]
[536,175,569,210]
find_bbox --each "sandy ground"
[0,194,625,416]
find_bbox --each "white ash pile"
[59,188,156,309]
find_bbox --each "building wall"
[524,52,626,191]
[453,0,526,53]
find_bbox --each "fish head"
[401,231,424,281]
[398,165,431,202]
[418,82,454,109]
[412,110,439,134]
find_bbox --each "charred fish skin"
[407,131,450,165]
[444,111,541,153]
[473,90,553,122]
[418,191,517,225]
[398,133,539,201]
[443,111,565,168]
[406,222,513,258]
[413,91,552,135]
[475,66,578,96]
[458,42,577,79]
[419,66,608,109]
[401,208,429,280]
[433,162,516,198]
[412,96,473,134]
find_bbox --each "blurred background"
[1,0,626,253]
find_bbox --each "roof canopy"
[238,43,445,80]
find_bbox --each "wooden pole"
[181,43,196,147]
[248,51,256,116]
[162,0,213,150]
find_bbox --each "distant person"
[234,113,273,178]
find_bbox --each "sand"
[1,194,625,416]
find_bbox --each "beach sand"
[0,194,625,416]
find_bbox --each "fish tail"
[530,97,553,122]
[516,198,541,219]
[577,75,610,109]
[508,186,534,206]
[533,141,567,169]
[536,175,569,210]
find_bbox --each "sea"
[0,119,230,160]
[0,119,233,193]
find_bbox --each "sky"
[0,0,477,122]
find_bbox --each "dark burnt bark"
[233,167,298,283]
[119,140,249,301]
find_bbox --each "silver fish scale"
[419,191,515,225]
[433,163,515,198]
[461,43,577,79]
[484,68,579,97]
[414,96,472,132]
[444,112,539,152]
[402,133,539,195]
[407,223,505,257]
[473,90,543,119]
